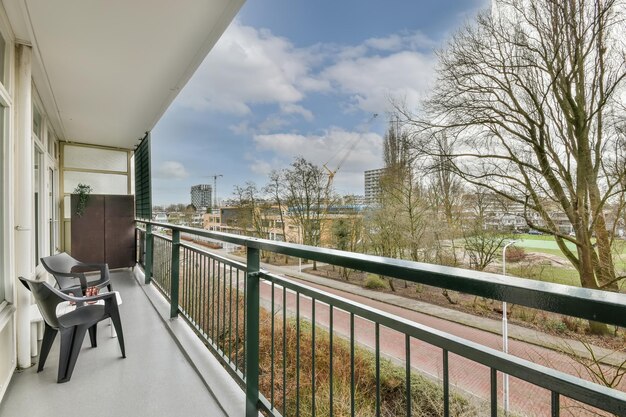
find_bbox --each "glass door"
[49,167,56,254]
[33,147,43,264]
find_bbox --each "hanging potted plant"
[74,183,93,217]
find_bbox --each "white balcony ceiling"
[4,0,244,148]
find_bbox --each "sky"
[150,0,488,206]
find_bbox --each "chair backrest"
[40,252,80,274]
[40,252,82,289]
[19,277,64,329]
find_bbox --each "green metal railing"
[136,220,626,417]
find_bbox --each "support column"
[15,43,33,369]
[245,246,260,417]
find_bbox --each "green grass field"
[508,234,626,287]
[507,264,581,287]
[514,234,577,250]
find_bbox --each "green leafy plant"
[364,274,387,290]
[74,183,93,217]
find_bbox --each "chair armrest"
[53,288,117,304]
[75,262,110,283]
[50,271,88,290]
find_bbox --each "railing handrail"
[150,230,248,271]
[137,219,626,328]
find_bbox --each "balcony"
[3,220,625,416]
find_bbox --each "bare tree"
[265,171,288,243]
[364,204,405,291]
[380,169,429,264]
[332,208,364,280]
[233,182,270,239]
[282,157,333,270]
[408,0,626,333]
[464,224,511,271]
[365,117,429,290]
[379,116,428,263]
[384,115,412,176]
[422,132,466,266]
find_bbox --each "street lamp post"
[298,226,302,273]
[502,239,517,415]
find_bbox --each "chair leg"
[88,324,98,347]
[58,326,87,383]
[109,309,126,358]
[57,328,75,382]
[62,325,88,383]
[38,324,57,373]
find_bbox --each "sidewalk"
[212,246,626,368]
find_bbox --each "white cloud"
[155,161,189,179]
[257,115,290,133]
[175,22,437,129]
[229,121,251,135]
[364,31,437,52]
[322,50,437,114]
[364,34,404,51]
[280,103,314,121]
[253,128,383,193]
[249,159,274,176]
[176,21,327,115]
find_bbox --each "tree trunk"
[578,243,611,335]
[442,289,457,305]
[592,214,618,291]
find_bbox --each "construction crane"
[322,113,378,193]
[203,174,223,208]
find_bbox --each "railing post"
[245,246,260,417]
[144,224,154,285]
[170,229,180,318]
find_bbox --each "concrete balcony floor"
[0,270,227,417]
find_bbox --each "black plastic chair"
[40,252,111,295]
[19,276,126,383]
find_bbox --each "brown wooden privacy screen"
[71,194,135,269]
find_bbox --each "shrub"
[505,246,526,263]
[546,319,568,334]
[561,316,583,333]
[364,274,388,290]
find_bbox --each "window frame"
[0,10,14,308]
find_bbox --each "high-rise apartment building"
[191,184,213,209]
[364,168,386,203]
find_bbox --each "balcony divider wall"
[60,143,132,253]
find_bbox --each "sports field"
[508,234,626,287]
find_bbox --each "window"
[33,147,43,264]
[0,31,6,303]
[0,34,5,85]
[0,107,4,302]
[49,167,57,254]
[33,105,42,140]
[47,129,55,155]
